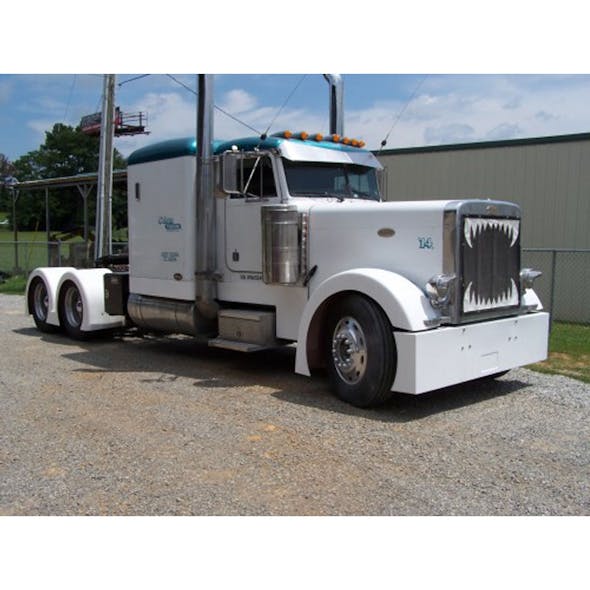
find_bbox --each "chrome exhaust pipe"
[195,74,218,320]
[323,74,344,136]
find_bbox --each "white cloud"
[342,76,590,150]
[114,88,328,157]
[27,120,54,133]
[113,75,590,158]
[26,119,55,146]
[115,92,197,156]
[424,123,476,144]
[534,110,557,123]
[219,89,258,114]
[485,123,523,141]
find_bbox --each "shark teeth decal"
[463,278,519,313]
[464,218,519,249]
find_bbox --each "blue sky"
[2,73,590,163]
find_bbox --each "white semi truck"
[25,75,549,407]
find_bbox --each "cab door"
[224,154,281,274]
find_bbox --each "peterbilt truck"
[25,75,549,407]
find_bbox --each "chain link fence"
[1,241,588,325]
[0,241,128,277]
[522,249,590,325]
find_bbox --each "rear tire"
[58,281,88,340]
[28,277,60,333]
[326,294,397,408]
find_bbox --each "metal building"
[375,132,590,323]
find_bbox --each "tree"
[0,153,16,213]
[11,124,127,231]
[0,153,15,177]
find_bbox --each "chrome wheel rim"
[331,316,367,385]
[33,281,49,321]
[64,286,83,327]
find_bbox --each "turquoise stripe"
[128,135,368,165]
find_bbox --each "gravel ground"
[0,293,588,516]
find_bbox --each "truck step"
[211,308,278,352]
[208,337,274,353]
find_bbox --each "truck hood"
[303,199,455,292]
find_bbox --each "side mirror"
[222,152,241,194]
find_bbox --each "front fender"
[294,268,437,376]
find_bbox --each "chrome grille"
[460,216,521,316]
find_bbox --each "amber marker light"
[283,130,293,138]
[351,139,359,147]
[313,133,323,141]
[331,134,341,142]
[342,137,351,144]
[299,131,309,140]
[358,140,366,148]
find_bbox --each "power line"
[379,75,429,152]
[261,74,307,139]
[118,74,151,87]
[165,74,195,95]
[166,74,261,135]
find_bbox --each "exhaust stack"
[323,74,344,136]
[195,74,218,320]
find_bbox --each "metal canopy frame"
[7,170,127,268]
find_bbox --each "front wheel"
[58,281,88,340]
[326,295,397,408]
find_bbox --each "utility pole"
[94,74,116,262]
[10,185,19,273]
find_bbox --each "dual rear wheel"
[28,277,86,339]
[58,281,87,339]
[28,277,59,334]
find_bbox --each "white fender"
[57,268,126,331]
[26,267,76,327]
[294,268,438,376]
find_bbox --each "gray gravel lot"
[1,293,588,515]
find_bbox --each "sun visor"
[278,141,383,169]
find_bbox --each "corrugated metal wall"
[376,134,590,249]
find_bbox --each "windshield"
[283,160,381,201]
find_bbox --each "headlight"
[426,274,455,309]
[520,268,542,291]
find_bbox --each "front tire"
[58,281,88,340]
[28,277,60,333]
[326,294,397,408]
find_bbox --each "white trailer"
[25,75,549,407]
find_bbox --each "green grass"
[530,322,590,383]
[0,229,86,242]
[0,229,98,274]
[0,275,27,294]
[0,230,58,273]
